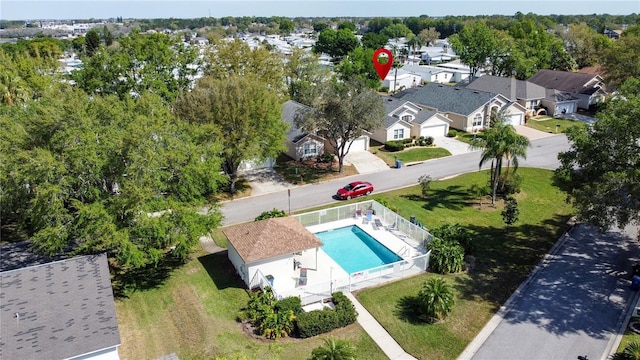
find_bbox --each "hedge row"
[296,292,358,338]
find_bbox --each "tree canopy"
[555,78,640,231]
[0,84,224,269]
[72,31,200,101]
[174,74,287,194]
[295,77,385,172]
[313,28,359,60]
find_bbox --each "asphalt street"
[220,134,571,226]
[467,223,640,360]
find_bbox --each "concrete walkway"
[345,292,417,360]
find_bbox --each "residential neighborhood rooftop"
[466,75,547,101]
[393,82,498,116]
[528,69,605,95]
[0,253,121,360]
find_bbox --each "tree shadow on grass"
[402,185,476,211]
[111,254,185,299]
[395,295,425,325]
[198,251,246,290]
[450,214,573,308]
[448,216,640,339]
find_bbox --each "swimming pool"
[315,226,402,274]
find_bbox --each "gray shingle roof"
[393,83,497,116]
[223,217,323,264]
[466,75,546,101]
[282,100,312,143]
[528,69,605,95]
[0,253,121,360]
[381,96,437,128]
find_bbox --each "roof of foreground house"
[393,82,498,116]
[223,216,323,264]
[0,253,121,360]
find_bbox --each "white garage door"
[421,124,448,138]
[508,114,523,126]
[556,103,575,115]
[348,136,369,152]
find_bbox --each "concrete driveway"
[558,112,597,125]
[436,136,477,156]
[461,223,640,360]
[515,125,559,140]
[344,151,390,174]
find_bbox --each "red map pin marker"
[372,48,393,81]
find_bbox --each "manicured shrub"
[276,296,303,315]
[402,138,413,144]
[384,141,404,152]
[295,292,357,338]
[320,152,335,163]
[425,136,434,145]
[447,129,457,137]
[427,237,465,274]
[255,208,287,221]
[431,223,475,254]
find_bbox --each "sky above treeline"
[1,0,638,21]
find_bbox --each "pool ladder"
[398,246,410,258]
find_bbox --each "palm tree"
[406,36,424,64]
[611,341,640,360]
[470,113,530,204]
[309,337,357,360]
[418,277,456,322]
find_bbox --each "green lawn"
[372,146,452,167]
[356,168,574,360]
[526,117,587,134]
[116,251,387,360]
[116,168,573,360]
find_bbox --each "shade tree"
[295,77,385,173]
[174,75,287,194]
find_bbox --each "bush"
[425,136,434,145]
[447,129,457,137]
[380,86,389,92]
[427,237,465,274]
[276,296,303,315]
[401,138,413,144]
[295,291,357,338]
[319,152,335,163]
[499,172,523,197]
[255,208,287,221]
[431,223,475,254]
[384,141,404,152]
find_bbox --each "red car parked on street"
[336,181,374,200]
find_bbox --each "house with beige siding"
[371,97,451,143]
[393,83,526,132]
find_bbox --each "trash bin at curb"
[396,159,402,168]
[266,275,274,287]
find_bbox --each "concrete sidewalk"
[345,292,417,360]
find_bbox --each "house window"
[473,113,483,127]
[401,115,412,122]
[303,142,317,157]
[393,129,404,139]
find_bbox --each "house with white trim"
[528,69,607,110]
[393,83,526,132]
[371,97,451,142]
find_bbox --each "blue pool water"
[315,226,402,274]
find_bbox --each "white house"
[223,217,324,291]
[383,69,421,93]
[401,64,456,84]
